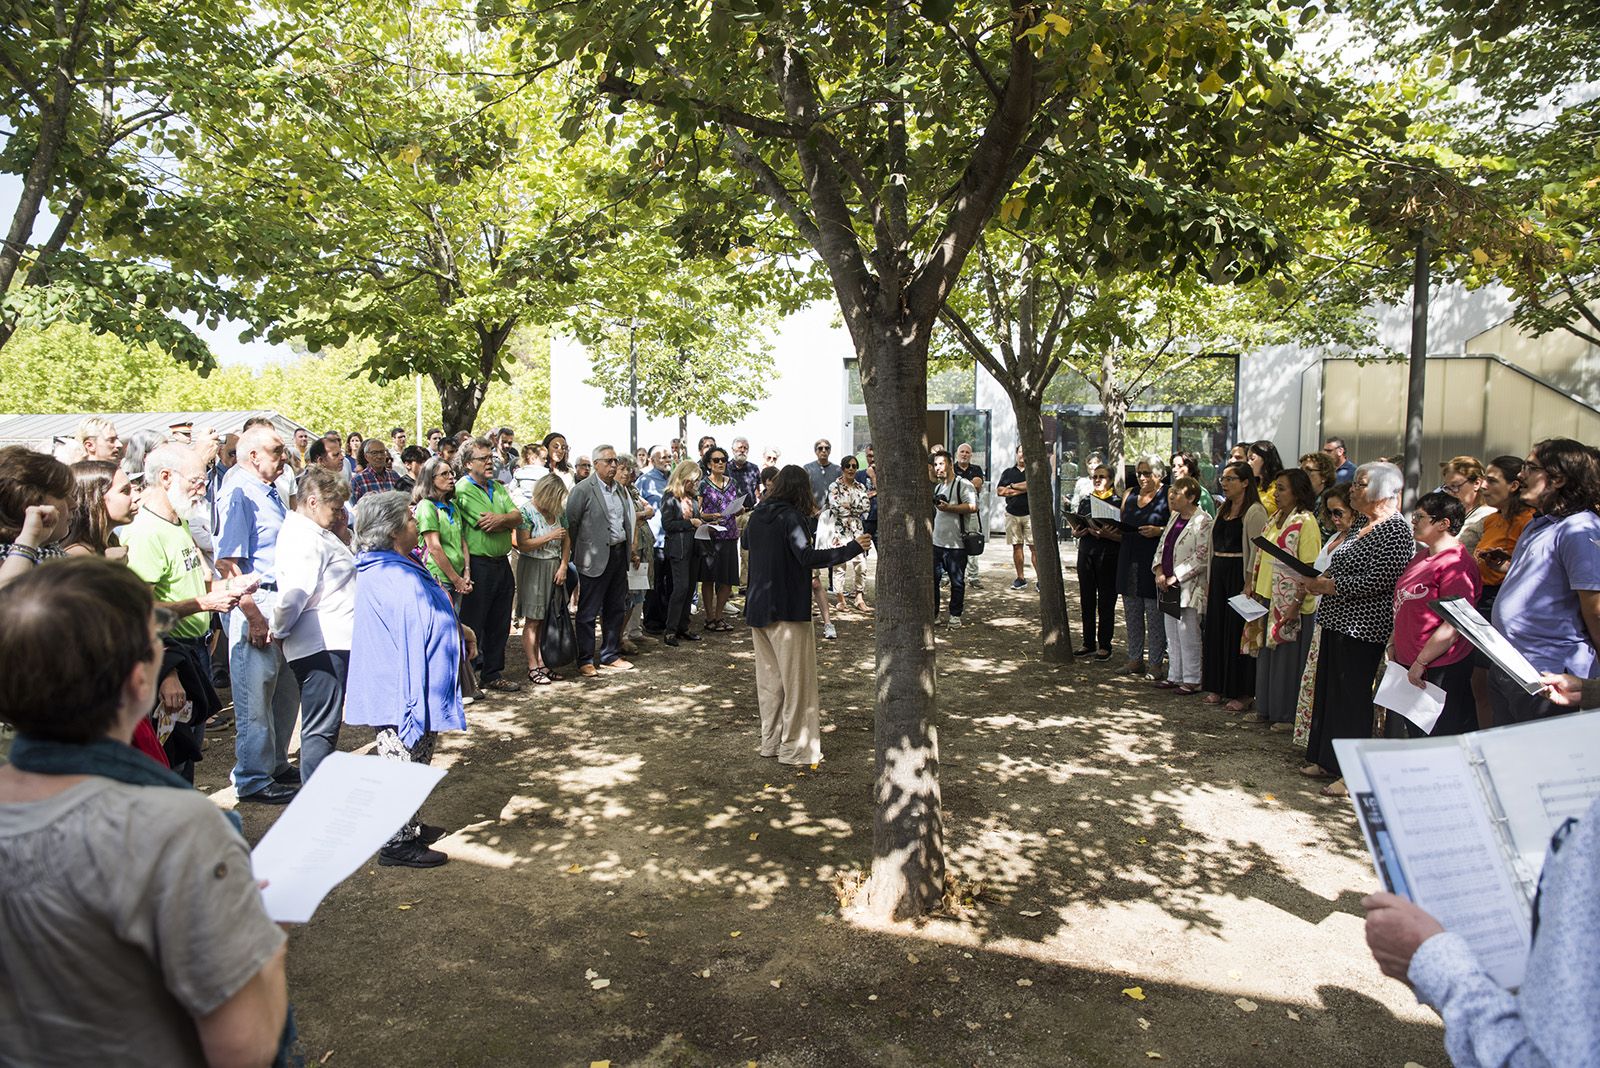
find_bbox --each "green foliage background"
[0,322,551,437]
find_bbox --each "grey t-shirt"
[932,477,978,549]
[0,778,286,1066]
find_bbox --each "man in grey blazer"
[564,443,636,676]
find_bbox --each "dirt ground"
[198,546,1449,1067]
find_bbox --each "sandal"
[527,667,552,686]
[1299,763,1333,779]
[1224,699,1252,713]
[1202,694,1224,705]
[1320,779,1349,798]
[1174,685,1202,695]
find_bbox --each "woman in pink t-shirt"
[1391,491,1482,737]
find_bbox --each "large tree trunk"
[1014,393,1072,663]
[434,375,487,435]
[856,312,945,921]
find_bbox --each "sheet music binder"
[1335,710,1600,990]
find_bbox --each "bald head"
[237,426,286,483]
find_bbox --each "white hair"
[143,444,197,484]
[1357,461,1404,502]
[591,443,615,460]
[1141,453,1168,480]
[353,491,413,553]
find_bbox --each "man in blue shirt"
[1323,437,1357,484]
[638,444,673,635]
[216,426,302,805]
[1489,438,1600,725]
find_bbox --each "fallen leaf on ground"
[590,1062,610,1068]
[729,931,742,938]
[932,1009,942,1018]
[906,953,920,963]
[1122,987,1146,1001]
[590,978,611,990]
[1018,909,1042,917]
[565,864,585,874]
[1234,998,1258,1012]
[585,969,599,980]
[628,931,648,939]
[966,1022,981,1031]
[396,904,412,911]
[770,980,782,988]
[867,994,878,1001]
[748,833,759,840]
[699,969,711,978]
[1286,1009,1301,1021]
[1137,1018,1150,1031]
[1146,1053,1163,1061]
[1016,978,1033,987]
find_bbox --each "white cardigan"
[270,511,358,660]
[1152,508,1213,612]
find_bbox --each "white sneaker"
[948,616,962,628]
[461,695,475,707]
[823,623,838,640]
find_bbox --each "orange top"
[1474,508,1534,587]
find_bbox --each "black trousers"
[1306,628,1385,775]
[289,649,348,781]
[667,551,700,634]
[460,555,514,682]
[1388,658,1476,739]
[1076,552,1118,650]
[644,546,673,633]
[1489,665,1564,726]
[577,543,629,664]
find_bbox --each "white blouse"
[270,511,358,660]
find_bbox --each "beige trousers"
[750,620,822,764]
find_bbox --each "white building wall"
[549,303,851,463]
[1234,282,1520,457]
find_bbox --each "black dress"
[1200,511,1254,699]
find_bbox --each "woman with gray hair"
[1294,461,1418,796]
[271,466,356,781]
[345,491,467,867]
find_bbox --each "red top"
[1392,544,1481,669]
[131,719,171,768]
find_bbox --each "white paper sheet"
[1374,660,1446,735]
[1227,594,1268,622]
[1088,496,1122,523]
[1470,710,1600,885]
[251,752,447,923]
[1360,743,1532,989]
[627,561,650,591]
[693,523,713,540]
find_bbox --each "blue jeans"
[934,546,968,617]
[288,649,348,782]
[228,591,302,796]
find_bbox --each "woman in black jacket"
[660,460,707,646]
[744,465,869,765]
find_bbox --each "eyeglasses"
[1441,479,1471,494]
[1523,459,1544,473]
[709,457,727,464]
[1136,469,1154,477]
[1218,474,1241,483]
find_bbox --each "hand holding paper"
[1374,660,1445,735]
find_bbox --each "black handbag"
[958,490,985,557]
[540,579,578,668]
[1158,580,1182,618]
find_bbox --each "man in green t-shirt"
[122,445,244,774]
[454,437,525,692]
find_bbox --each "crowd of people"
[1059,435,1600,804]
[2,414,1598,1065]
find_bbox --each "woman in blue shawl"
[346,491,468,868]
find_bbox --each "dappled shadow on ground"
[204,552,1442,1066]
